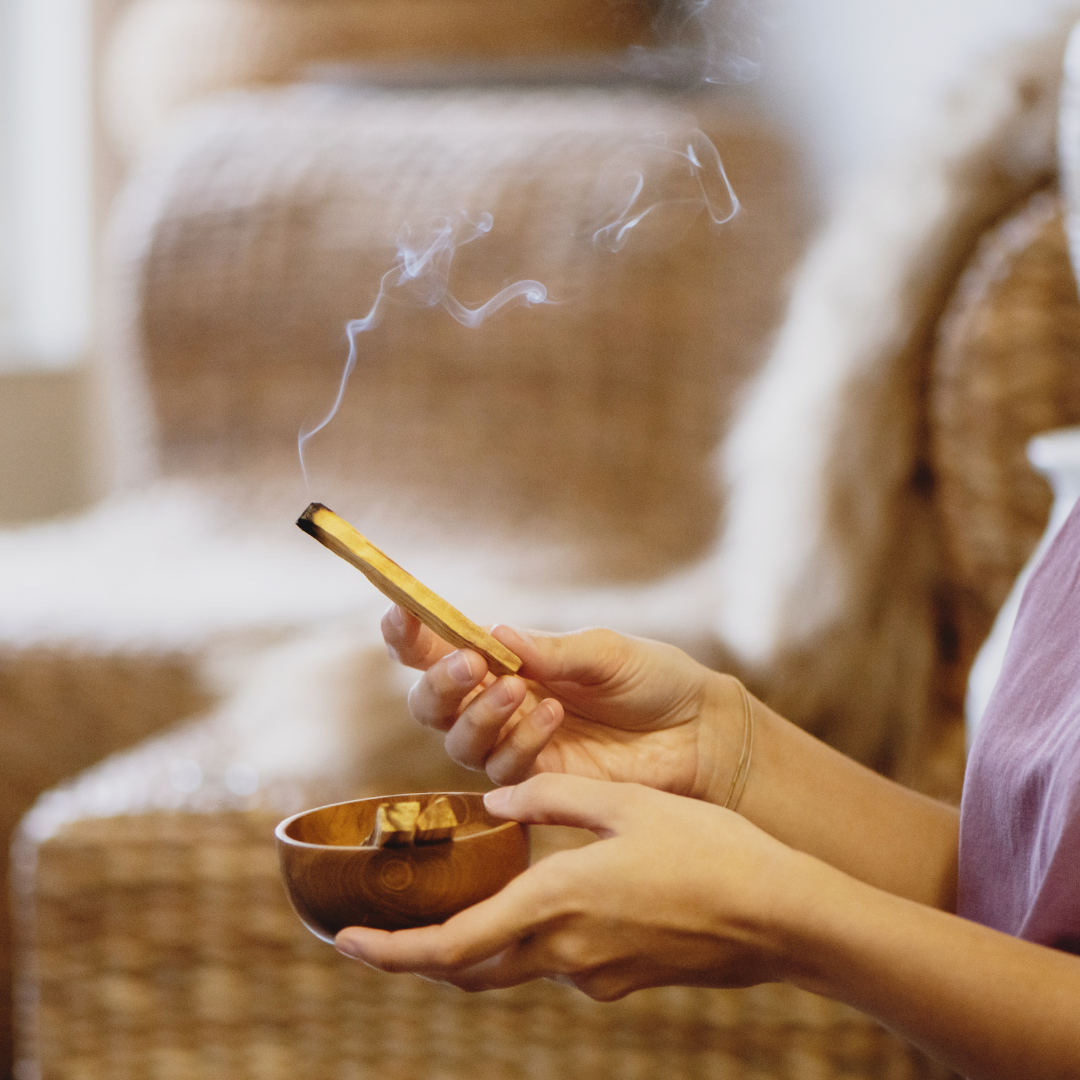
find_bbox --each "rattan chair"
[1,82,803,1079]
[15,14,1080,1080]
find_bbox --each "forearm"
[703,676,959,909]
[782,855,1080,1080]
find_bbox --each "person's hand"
[381,606,745,801]
[336,774,807,999]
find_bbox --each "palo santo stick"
[296,503,522,676]
[364,796,462,848]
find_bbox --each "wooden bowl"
[275,792,529,941]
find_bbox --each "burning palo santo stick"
[297,503,522,677]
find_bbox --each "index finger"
[381,604,454,670]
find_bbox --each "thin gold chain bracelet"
[723,680,755,812]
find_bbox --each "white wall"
[753,0,1080,210]
[0,0,13,349]
[0,0,124,524]
[4,0,94,369]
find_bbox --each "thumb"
[489,625,629,687]
[484,774,647,837]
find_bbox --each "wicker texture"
[28,43,1079,1080]
[18,41,1080,1071]
[0,649,210,1078]
[17,811,953,1080]
[16,58,1062,1079]
[104,0,656,152]
[111,87,801,583]
[930,190,1080,726]
[8,633,480,1079]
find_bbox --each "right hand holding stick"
[381,604,747,799]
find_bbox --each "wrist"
[759,848,862,994]
[695,672,756,806]
[707,838,841,988]
[768,849,917,1003]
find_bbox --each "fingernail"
[539,699,562,728]
[484,787,514,812]
[335,932,362,959]
[388,604,406,631]
[447,651,475,685]
[491,676,521,707]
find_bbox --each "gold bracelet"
[723,680,755,812]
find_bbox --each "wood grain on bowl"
[276,792,529,940]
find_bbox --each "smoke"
[626,0,768,86]
[298,213,549,482]
[299,1,758,485]
[592,128,739,252]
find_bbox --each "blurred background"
[1,0,1078,524]
[6,2,1080,1078]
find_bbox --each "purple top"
[958,498,1080,952]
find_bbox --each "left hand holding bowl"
[335,774,812,1000]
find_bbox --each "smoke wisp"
[298,213,549,482]
[625,0,767,86]
[592,128,739,252]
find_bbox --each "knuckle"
[562,954,627,1002]
[457,706,489,741]
[556,936,598,974]
[535,920,598,977]
[584,626,624,659]
[379,608,399,640]
[432,660,463,698]
[434,941,470,971]
[408,672,473,731]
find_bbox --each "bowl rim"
[274,791,520,851]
